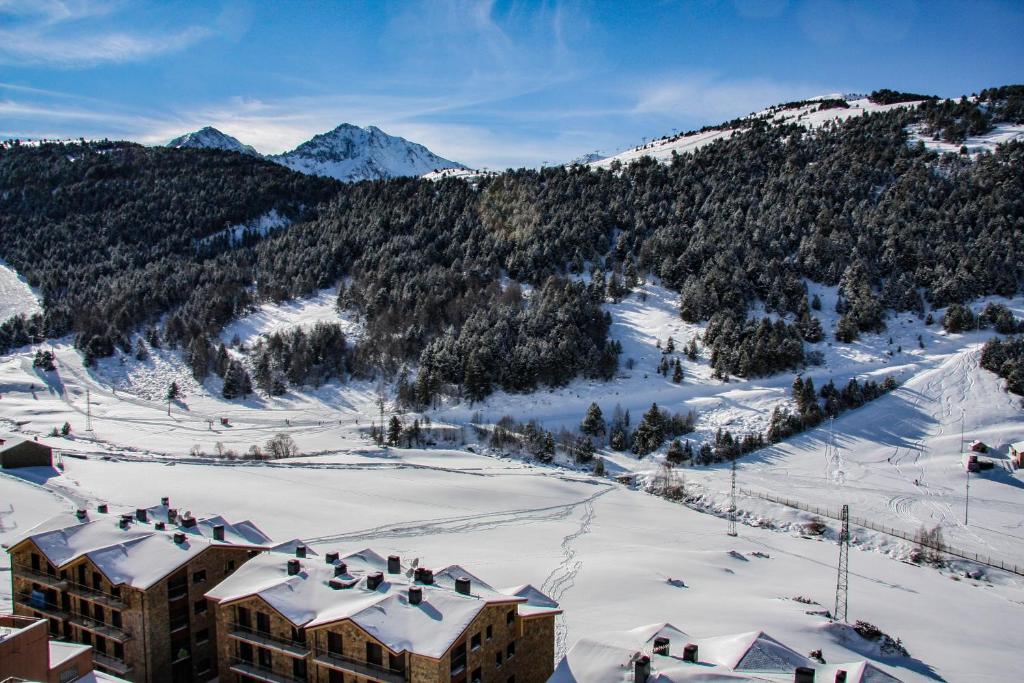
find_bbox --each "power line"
[834,504,850,623]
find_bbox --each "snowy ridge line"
[302,484,612,546]
[737,486,1024,576]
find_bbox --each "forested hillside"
[1,87,1022,401]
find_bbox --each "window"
[292,657,307,681]
[328,669,343,683]
[94,605,105,622]
[471,632,482,651]
[366,642,383,667]
[77,565,86,585]
[496,652,503,668]
[291,626,305,645]
[239,642,254,663]
[92,572,102,589]
[506,609,515,626]
[81,631,92,645]
[193,599,207,615]
[237,606,251,630]
[196,628,210,645]
[506,642,515,659]
[257,647,271,669]
[486,625,493,640]
[226,560,236,572]
[192,570,207,584]
[113,642,124,660]
[450,642,466,676]
[58,667,79,683]
[197,659,211,677]
[471,667,482,683]
[327,631,342,656]
[389,652,405,674]
[31,553,40,570]
[111,586,121,599]
[95,636,107,654]
[256,611,270,635]
[507,677,515,683]
[112,611,122,629]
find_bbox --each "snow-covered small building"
[0,434,53,468]
[0,613,130,683]
[550,622,902,682]
[206,548,561,683]
[1009,440,1024,469]
[5,499,272,683]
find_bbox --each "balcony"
[313,650,405,683]
[66,581,127,610]
[93,652,133,676]
[228,624,310,658]
[228,658,306,683]
[14,563,69,591]
[68,613,131,643]
[15,592,69,620]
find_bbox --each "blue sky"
[1,0,1022,168]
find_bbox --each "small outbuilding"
[0,436,53,469]
[1010,441,1024,470]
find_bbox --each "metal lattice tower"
[85,388,93,432]
[727,458,738,537]
[834,504,850,623]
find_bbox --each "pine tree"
[166,381,180,401]
[685,338,699,361]
[672,359,683,383]
[387,415,402,446]
[632,402,666,456]
[666,438,687,464]
[134,338,148,361]
[580,402,606,437]
[574,436,595,464]
[665,336,675,354]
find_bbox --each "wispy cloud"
[0,0,212,68]
[633,73,827,121]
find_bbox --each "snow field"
[0,260,41,322]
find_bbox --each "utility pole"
[727,457,738,537]
[962,409,969,525]
[834,504,849,623]
[85,388,93,432]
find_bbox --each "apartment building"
[6,500,272,683]
[205,547,561,683]
[0,613,128,683]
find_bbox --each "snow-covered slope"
[166,126,260,156]
[0,259,41,322]
[269,124,466,182]
[589,96,925,170]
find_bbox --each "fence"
[737,487,1024,577]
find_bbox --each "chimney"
[408,586,423,605]
[328,579,348,590]
[118,514,131,529]
[634,655,651,683]
[161,496,170,507]
[168,508,178,523]
[653,636,670,656]
[75,509,87,520]
[334,563,348,576]
[136,508,148,522]
[287,559,301,576]
[834,672,847,683]
[682,644,698,663]
[794,667,816,683]
[325,551,339,564]
[213,524,225,541]
[155,522,166,530]
[387,555,401,574]
[97,503,108,514]
[415,568,434,585]
[455,576,471,595]
[295,545,307,558]
[182,516,197,529]
[367,572,384,590]
[173,532,186,544]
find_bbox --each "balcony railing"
[15,592,69,620]
[229,624,310,658]
[13,564,69,590]
[228,657,307,683]
[68,613,131,642]
[313,649,405,683]
[92,652,132,676]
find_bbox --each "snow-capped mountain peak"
[268,123,466,183]
[166,126,260,156]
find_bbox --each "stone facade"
[9,537,256,683]
[212,597,557,683]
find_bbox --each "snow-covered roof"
[49,639,91,667]
[552,623,903,683]
[206,548,560,659]
[10,506,271,590]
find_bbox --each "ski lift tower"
[727,457,738,537]
[833,504,850,623]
